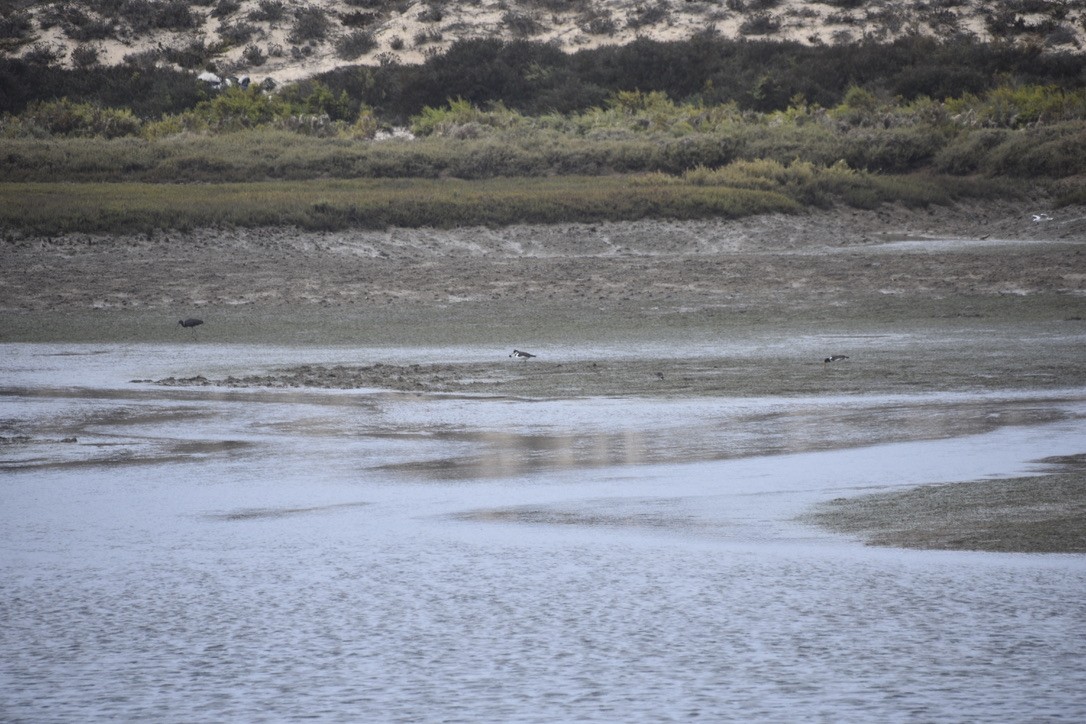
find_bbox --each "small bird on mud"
[510,349,536,359]
[179,318,204,338]
[824,355,849,363]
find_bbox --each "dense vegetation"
[4,36,1085,120]
[1,36,1084,234]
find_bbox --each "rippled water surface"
[3,342,1085,722]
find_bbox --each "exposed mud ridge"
[152,344,1086,398]
[801,453,1086,553]
[3,202,1085,318]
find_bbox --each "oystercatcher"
[510,349,536,359]
[824,355,849,363]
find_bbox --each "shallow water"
[2,342,1086,722]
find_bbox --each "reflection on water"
[211,501,370,521]
[378,399,1072,481]
[454,496,719,535]
[2,342,1086,722]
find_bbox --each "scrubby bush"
[1,98,141,138]
[212,0,242,19]
[249,0,287,23]
[411,98,523,136]
[342,11,379,28]
[504,11,544,36]
[278,81,354,121]
[739,13,782,36]
[984,122,1086,177]
[163,40,213,70]
[71,44,101,69]
[579,8,616,35]
[933,128,1011,174]
[154,0,201,31]
[21,43,67,66]
[626,2,672,29]
[0,10,33,42]
[243,44,267,66]
[220,21,259,46]
[337,30,378,59]
[290,7,332,44]
[945,84,1086,128]
[186,85,287,130]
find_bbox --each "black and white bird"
[824,355,849,363]
[509,349,536,359]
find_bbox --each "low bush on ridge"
[2,86,1084,182]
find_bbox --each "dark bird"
[179,318,204,338]
[510,349,536,359]
[824,355,849,363]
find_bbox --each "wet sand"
[803,454,1086,553]
[2,199,1085,552]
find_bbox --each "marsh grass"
[0,169,1014,236]
[3,118,1082,184]
[0,176,803,235]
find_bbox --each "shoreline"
[801,454,1086,554]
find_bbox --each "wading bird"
[179,318,204,338]
[824,355,849,363]
[510,349,536,359]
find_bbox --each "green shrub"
[278,81,354,121]
[411,99,523,136]
[1,99,142,139]
[932,128,1010,174]
[946,84,1086,128]
[187,85,287,130]
[985,123,1086,177]
[842,126,947,172]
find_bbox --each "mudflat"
[802,454,1086,553]
[2,199,1085,552]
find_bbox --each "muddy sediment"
[151,351,1086,399]
[802,454,1086,553]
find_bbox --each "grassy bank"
[0,176,788,235]
[0,169,1021,236]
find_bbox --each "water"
[2,343,1086,722]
